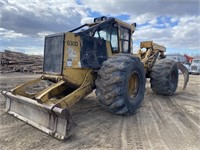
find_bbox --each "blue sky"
[0,0,199,56]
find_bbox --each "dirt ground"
[0,73,199,150]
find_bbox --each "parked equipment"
[2,16,189,139]
[190,58,200,74]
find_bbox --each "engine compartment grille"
[43,33,64,74]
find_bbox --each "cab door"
[120,27,131,53]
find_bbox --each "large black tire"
[95,55,146,115]
[150,59,178,95]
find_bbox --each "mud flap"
[176,62,189,90]
[1,91,76,140]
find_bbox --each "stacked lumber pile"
[0,50,43,73]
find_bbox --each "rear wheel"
[95,55,146,115]
[150,59,178,95]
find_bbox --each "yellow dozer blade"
[2,90,74,139]
[2,72,94,139]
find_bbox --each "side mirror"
[131,23,137,33]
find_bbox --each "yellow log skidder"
[2,16,189,139]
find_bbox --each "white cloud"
[37,31,55,39]
[0,0,90,53]
[133,16,200,51]
[0,28,27,38]
[0,0,88,35]
[81,0,199,53]
[0,0,199,55]
[129,13,156,25]
[81,17,94,24]
[81,0,199,16]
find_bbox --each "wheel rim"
[128,72,139,99]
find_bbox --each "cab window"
[121,27,130,53]
[94,26,119,52]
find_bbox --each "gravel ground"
[0,73,199,150]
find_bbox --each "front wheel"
[95,55,146,115]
